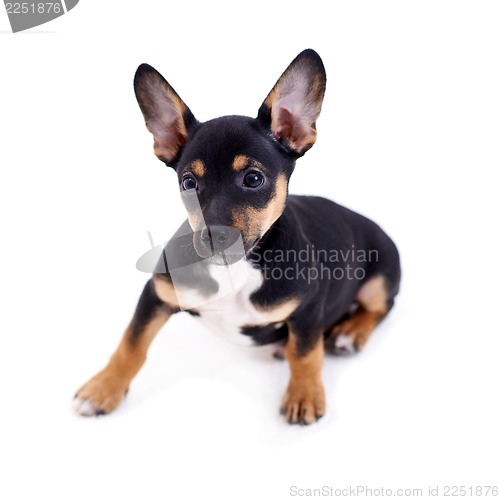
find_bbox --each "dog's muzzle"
[193,225,246,265]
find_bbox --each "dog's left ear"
[134,64,198,165]
[258,49,326,156]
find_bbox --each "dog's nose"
[201,226,229,244]
[193,225,244,261]
[214,228,229,244]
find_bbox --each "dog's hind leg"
[325,275,393,355]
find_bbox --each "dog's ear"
[134,64,198,165]
[258,49,326,156]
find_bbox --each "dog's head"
[134,49,326,262]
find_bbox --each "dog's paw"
[326,315,374,355]
[280,380,325,425]
[327,332,359,356]
[73,371,128,416]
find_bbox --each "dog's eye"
[243,171,264,188]
[182,176,198,191]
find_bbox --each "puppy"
[74,49,401,424]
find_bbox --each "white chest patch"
[179,259,270,345]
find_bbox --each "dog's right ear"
[134,64,198,165]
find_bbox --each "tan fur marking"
[232,154,249,172]
[356,275,388,313]
[281,330,325,424]
[191,159,206,177]
[75,309,170,414]
[327,276,389,353]
[256,298,300,323]
[269,173,288,224]
[115,312,169,378]
[331,309,383,352]
[285,332,324,389]
[231,206,261,246]
[264,87,277,110]
[231,173,288,245]
[153,276,180,308]
[232,155,266,173]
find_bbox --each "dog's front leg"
[73,279,174,416]
[281,326,325,425]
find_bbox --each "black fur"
[248,196,400,353]
[134,49,401,356]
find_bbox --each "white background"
[1,1,499,499]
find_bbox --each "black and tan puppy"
[74,50,400,424]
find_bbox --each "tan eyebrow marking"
[232,155,249,172]
[232,155,266,173]
[190,159,206,177]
